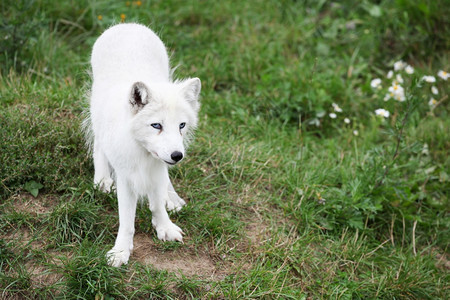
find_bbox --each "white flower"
[394,93,405,102]
[388,84,405,102]
[375,108,390,118]
[353,130,359,136]
[394,60,406,71]
[437,70,449,80]
[422,75,436,83]
[384,93,392,101]
[344,118,350,124]
[431,86,438,95]
[329,113,337,119]
[405,65,414,74]
[428,98,437,107]
[395,74,404,84]
[332,103,343,113]
[387,70,394,79]
[370,78,382,89]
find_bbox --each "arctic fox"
[87,23,201,267]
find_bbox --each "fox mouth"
[149,151,178,165]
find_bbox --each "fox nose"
[171,151,183,162]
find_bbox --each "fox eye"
[179,122,186,129]
[151,123,162,130]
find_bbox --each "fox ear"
[130,82,150,112]
[181,78,201,111]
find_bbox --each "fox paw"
[154,222,184,242]
[107,248,130,267]
[166,192,186,212]
[96,178,114,193]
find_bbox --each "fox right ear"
[180,77,201,112]
[130,82,150,112]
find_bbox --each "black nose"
[171,151,183,162]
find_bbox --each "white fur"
[87,23,201,267]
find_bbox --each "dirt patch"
[2,228,47,251]
[1,231,65,294]
[10,193,60,216]
[1,193,59,248]
[132,233,230,280]
[26,263,63,286]
[433,247,450,270]
[245,218,271,247]
[240,203,283,248]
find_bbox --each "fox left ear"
[181,78,201,111]
[130,82,150,113]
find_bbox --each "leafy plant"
[23,180,44,197]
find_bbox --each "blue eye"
[151,123,162,130]
[179,122,186,129]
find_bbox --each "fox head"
[129,78,201,165]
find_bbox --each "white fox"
[87,23,201,267]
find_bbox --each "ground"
[1,0,449,299]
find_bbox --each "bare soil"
[132,233,231,280]
[10,193,60,216]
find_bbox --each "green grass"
[1,0,449,299]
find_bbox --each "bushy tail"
[81,70,94,154]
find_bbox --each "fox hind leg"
[166,180,186,212]
[93,140,114,192]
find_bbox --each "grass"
[1,0,449,299]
